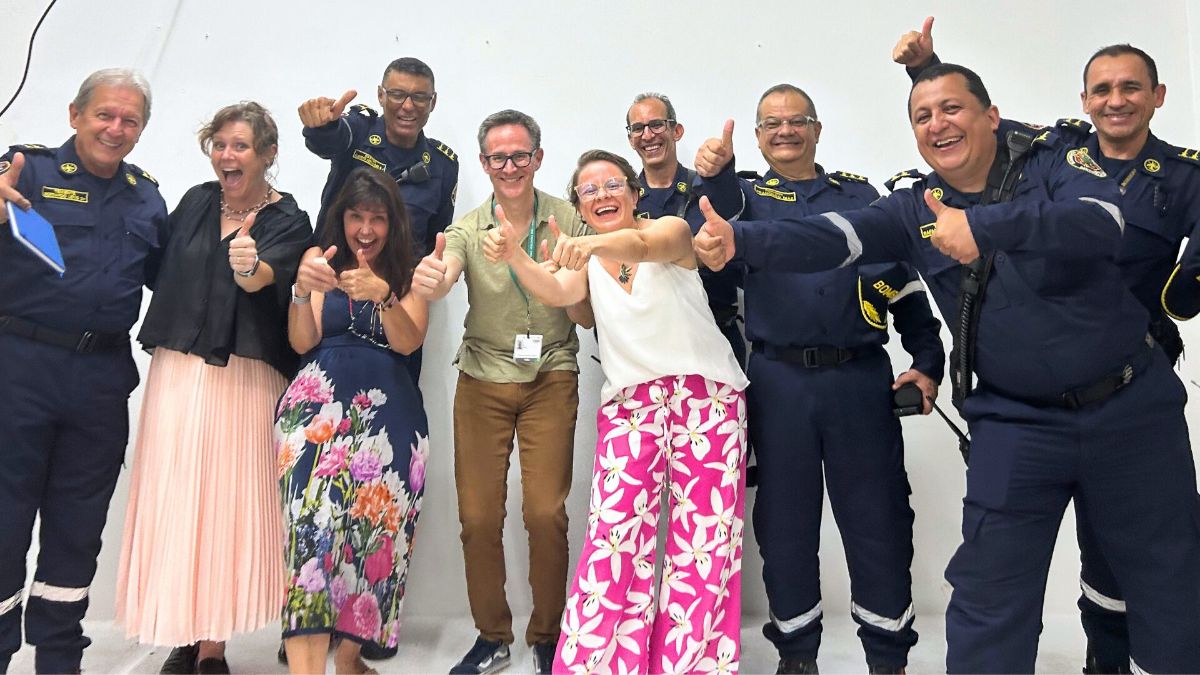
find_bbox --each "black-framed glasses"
[484,151,535,170]
[756,115,817,132]
[575,177,628,201]
[625,118,675,136]
[379,87,435,108]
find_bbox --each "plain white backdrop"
[2,0,1199,647]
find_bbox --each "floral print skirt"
[275,341,429,647]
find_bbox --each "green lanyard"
[492,195,539,333]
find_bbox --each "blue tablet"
[7,202,66,276]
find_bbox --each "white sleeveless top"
[588,257,749,403]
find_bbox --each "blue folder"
[7,202,66,276]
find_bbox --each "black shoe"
[196,657,231,674]
[277,641,288,665]
[777,656,819,675]
[1083,653,1132,675]
[361,641,398,661]
[868,664,905,675]
[160,644,198,674]
[531,642,556,674]
[449,636,511,674]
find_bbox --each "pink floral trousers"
[554,374,748,674]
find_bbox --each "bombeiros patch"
[1067,147,1107,178]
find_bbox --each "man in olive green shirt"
[411,109,588,675]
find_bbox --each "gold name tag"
[352,150,386,171]
[42,186,89,203]
[753,184,796,202]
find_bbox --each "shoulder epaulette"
[127,163,160,187]
[832,170,869,184]
[9,143,55,155]
[1018,121,1048,131]
[431,140,458,163]
[1165,143,1200,166]
[736,170,762,181]
[1055,117,1093,136]
[884,168,924,193]
[349,103,378,119]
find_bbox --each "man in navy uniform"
[0,68,167,674]
[894,24,1200,673]
[696,63,1200,673]
[696,84,943,674]
[623,91,745,364]
[298,56,458,386]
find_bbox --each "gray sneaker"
[449,636,511,674]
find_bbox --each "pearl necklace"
[220,187,274,222]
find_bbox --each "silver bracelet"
[291,283,311,304]
[236,254,261,278]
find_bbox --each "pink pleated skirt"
[116,347,287,645]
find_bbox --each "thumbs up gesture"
[228,211,259,275]
[892,16,936,68]
[695,119,736,178]
[693,196,735,271]
[548,215,594,271]
[412,232,448,299]
[925,189,978,263]
[484,204,518,263]
[296,244,339,294]
[339,247,390,302]
[298,89,358,128]
[0,152,31,224]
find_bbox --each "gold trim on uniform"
[41,186,88,203]
[59,162,78,174]
[753,184,796,202]
[765,178,781,186]
[125,173,137,186]
[676,181,688,193]
[930,187,944,201]
[1066,147,1107,178]
[368,134,382,146]
[858,278,887,329]
[436,143,457,161]
[351,149,386,171]
[1178,147,1200,162]
[1143,158,1161,173]
[422,151,431,165]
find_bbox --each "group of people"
[0,15,1198,675]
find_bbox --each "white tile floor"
[6,613,1086,674]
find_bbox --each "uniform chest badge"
[368,134,382,146]
[753,184,796,202]
[930,187,944,201]
[1067,147,1107,178]
[1144,158,1161,173]
[60,162,78,174]
[125,172,137,185]
[422,151,431,165]
[920,223,936,239]
[676,181,688,193]
[42,186,88,203]
[765,178,780,186]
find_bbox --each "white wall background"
[3,0,1199,640]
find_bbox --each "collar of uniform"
[762,166,829,192]
[373,120,428,158]
[637,162,690,194]
[922,172,977,209]
[57,134,142,193]
[475,187,557,231]
[1085,130,1165,179]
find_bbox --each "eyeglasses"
[483,151,535,170]
[756,115,817,132]
[575,177,628,201]
[625,118,675,136]
[380,87,435,108]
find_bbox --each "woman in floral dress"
[275,169,429,675]
[485,149,749,674]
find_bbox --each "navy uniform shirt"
[639,161,744,309]
[0,138,168,334]
[303,103,458,257]
[730,128,1144,400]
[739,166,943,380]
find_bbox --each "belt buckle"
[76,331,96,353]
[802,347,820,368]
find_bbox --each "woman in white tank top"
[483,149,750,674]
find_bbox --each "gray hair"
[477,109,541,153]
[627,92,677,125]
[756,83,817,123]
[73,68,153,125]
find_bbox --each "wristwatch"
[291,283,311,304]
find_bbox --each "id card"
[513,333,543,363]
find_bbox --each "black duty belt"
[752,341,873,368]
[1007,336,1153,410]
[0,315,127,353]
